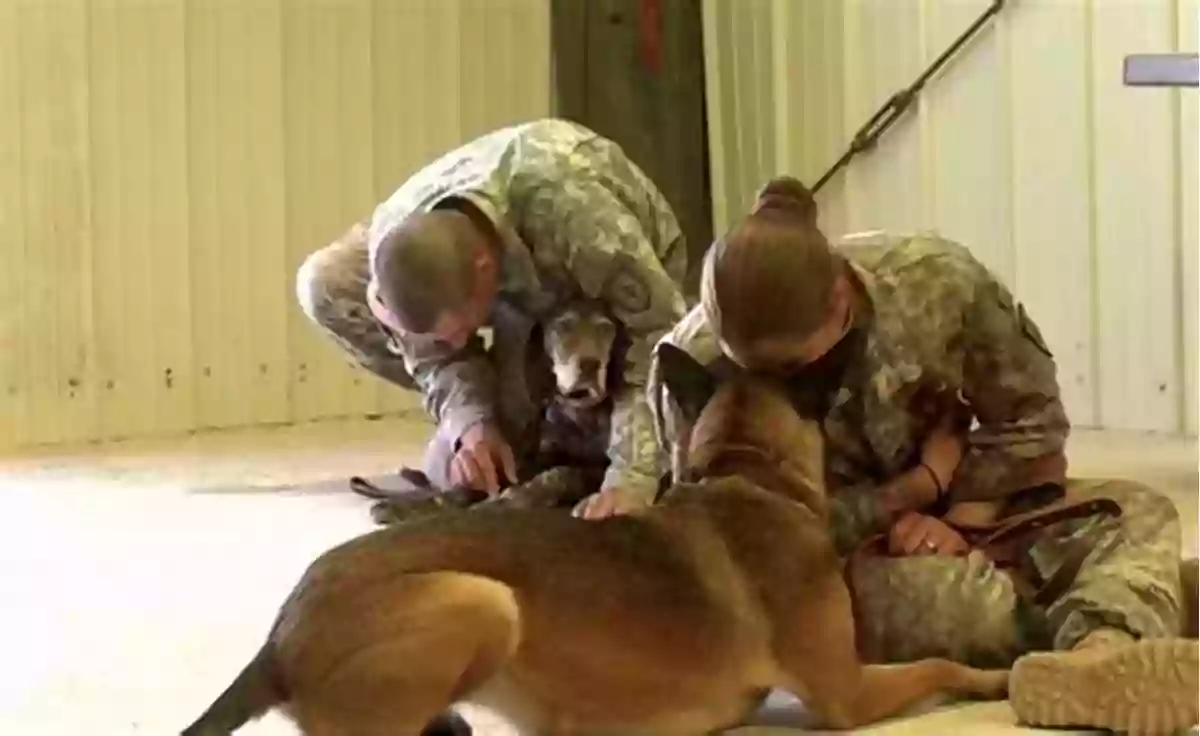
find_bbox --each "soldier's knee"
[297,248,334,325]
[1107,479,1180,524]
[296,242,368,331]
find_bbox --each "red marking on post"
[640,0,664,76]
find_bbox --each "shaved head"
[372,209,480,334]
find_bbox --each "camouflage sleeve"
[952,271,1071,502]
[826,484,891,557]
[526,180,689,502]
[392,330,499,445]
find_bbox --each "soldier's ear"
[657,343,717,425]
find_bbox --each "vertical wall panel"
[700,0,735,233]
[838,0,867,233]
[1179,0,1198,434]
[1091,0,1180,432]
[747,0,777,210]
[459,0,549,142]
[701,0,778,234]
[16,0,98,446]
[283,0,377,424]
[183,0,223,431]
[1008,0,1096,427]
[725,0,755,219]
[283,0,340,424]
[145,0,196,435]
[241,0,291,428]
[811,0,849,237]
[90,0,194,441]
[0,0,553,452]
[925,0,1014,283]
[0,0,28,448]
[770,0,796,192]
[842,0,926,235]
[459,4,493,143]
[188,0,287,431]
[729,0,775,221]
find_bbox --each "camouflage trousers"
[295,220,544,487]
[850,478,1185,669]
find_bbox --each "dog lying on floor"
[358,300,624,525]
[181,344,1008,736]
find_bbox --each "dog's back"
[183,349,1009,735]
[184,490,812,734]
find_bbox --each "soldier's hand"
[451,423,518,496]
[572,488,646,520]
[888,511,970,557]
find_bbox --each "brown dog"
[181,344,1008,736]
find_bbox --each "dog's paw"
[964,667,1010,700]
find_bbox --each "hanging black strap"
[811,0,1009,195]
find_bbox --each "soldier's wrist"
[878,466,938,521]
[601,469,659,505]
[442,411,495,452]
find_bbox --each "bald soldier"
[647,177,1198,733]
[296,119,687,518]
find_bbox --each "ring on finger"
[921,538,937,551]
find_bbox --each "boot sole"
[1010,638,1199,735]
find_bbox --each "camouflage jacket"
[369,118,689,501]
[648,231,1070,549]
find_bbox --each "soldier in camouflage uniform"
[646,177,1198,734]
[296,119,688,519]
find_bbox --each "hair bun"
[754,176,817,223]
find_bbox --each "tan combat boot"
[1010,625,1199,735]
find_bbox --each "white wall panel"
[92,0,195,440]
[1008,0,1096,427]
[845,0,928,236]
[1179,0,1198,435]
[702,0,778,236]
[189,0,292,432]
[18,0,99,447]
[0,0,29,449]
[925,0,1014,283]
[0,0,551,451]
[704,0,1198,435]
[1092,0,1180,432]
[282,0,376,425]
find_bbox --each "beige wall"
[704,0,1199,435]
[0,0,550,450]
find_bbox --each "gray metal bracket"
[1124,53,1199,88]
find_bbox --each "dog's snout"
[564,388,594,401]
[577,357,601,376]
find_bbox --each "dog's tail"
[181,643,284,736]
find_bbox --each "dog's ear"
[657,343,717,425]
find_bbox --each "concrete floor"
[0,416,1195,735]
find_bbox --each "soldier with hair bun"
[648,175,1198,734]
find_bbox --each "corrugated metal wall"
[704,0,1199,436]
[0,0,550,451]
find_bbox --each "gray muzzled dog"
[358,300,622,523]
